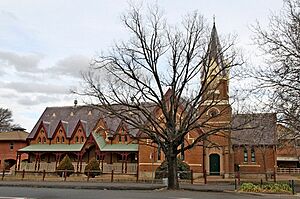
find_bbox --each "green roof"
[92,132,138,152]
[19,144,84,152]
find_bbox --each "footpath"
[0,180,234,192]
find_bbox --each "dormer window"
[75,136,79,143]
[43,137,46,144]
[124,135,128,142]
[57,137,60,143]
[38,137,41,144]
[62,137,65,143]
[119,135,122,142]
[81,136,84,143]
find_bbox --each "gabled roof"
[231,113,277,145]
[0,131,28,141]
[28,106,102,139]
[92,132,138,152]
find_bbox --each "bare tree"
[0,108,14,132]
[78,5,242,189]
[252,0,300,137]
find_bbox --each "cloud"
[17,95,59,106]
[1,82,69,94]
[0,50,43,72]
[50,55,91,78]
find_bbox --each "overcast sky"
[0,0,284,131]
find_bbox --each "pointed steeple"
[207,21,227,77]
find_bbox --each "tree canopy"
[252,0,300,137]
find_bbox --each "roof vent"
[74,99,78,107]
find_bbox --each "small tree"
[0,108,14,132]
[84,159,101,178]
[155,158,191,180]
[56,155,74,177]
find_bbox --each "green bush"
[239,183,261,192]
[155,158,191,179]
[84,159,101,178]
[56,155,74,177]
[240,182,292,193]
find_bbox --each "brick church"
[17,23,277,179]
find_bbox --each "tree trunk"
[166,148,179,190]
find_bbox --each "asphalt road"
[0,187,297,199]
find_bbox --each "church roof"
[231,113,277,145]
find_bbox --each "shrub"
[240,182,292,193]
[56,155,74,177]
[84,159,101,178]
[155,158,191,179]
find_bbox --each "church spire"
[207,20,227,77]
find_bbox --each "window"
[119,135,122,142]
[207,108,220,118]
[43,137,46,144]
[81,136,84,143]
[38,137,41,144]
[117,154,123,162]
[124,135,128,142]
[243,147,248,162]
[75,136,79,143]
[9,142,14,150]
[62,137,65,143]
[180,142,185,160]
[157,143,161,161]
[251,147,255,162]
[56,137,60,143]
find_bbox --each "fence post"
[291,180,295,195]
[234,178,237,191]
[237,171,240,185]
[204,169,207,184]
[1,169,5,181]
[273,170,276,183]
[111,169,114,182]
[191,170,193,184]
[22,169,25,180]
[87,170,90,182]
[64,169,67,181]
[42,170,46,181]
[260,178,263,188]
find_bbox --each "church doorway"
[209,154,220,175]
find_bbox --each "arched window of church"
[62,137,65,143]
[81,136,84,143]
[251,147,255,162]
[57,137,60,143]
[207,108,220,118]
[75,136,79,143]
[243,147,248,162]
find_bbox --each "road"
[0,187,298,199]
